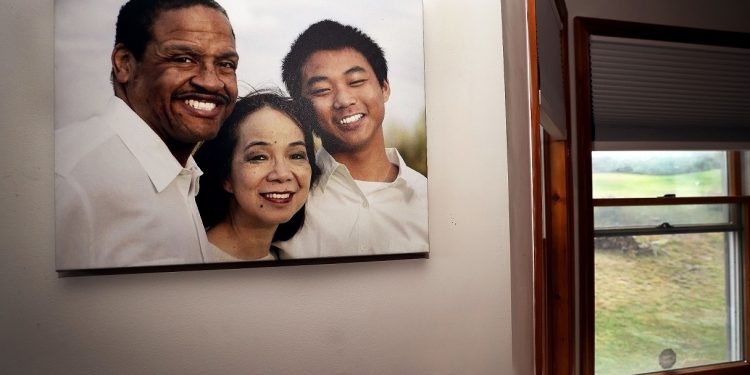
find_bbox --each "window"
[592,151,744,374]
[564,17,750,375]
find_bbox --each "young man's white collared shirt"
[55,97,209,270]
[275,147,428,258]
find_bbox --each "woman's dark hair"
[195,89,321,242]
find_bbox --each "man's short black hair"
[115,0,231,61]
[194,89,321,242]
[281,20,388,99]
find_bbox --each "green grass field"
[593,169,724,198]
[595,233,729,374]
[594,169,731,374]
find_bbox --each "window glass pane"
[593,151,728,198]
[595,232,741,374]
[594,204,731,229]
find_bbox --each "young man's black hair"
[281,19,388,99]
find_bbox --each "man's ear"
[111,43,136,84]
[381,79,391,103]
[222,179,234,194]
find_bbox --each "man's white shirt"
[275,147,428,258]
[55,97,209,270]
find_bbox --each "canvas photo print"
[54,0,428,270]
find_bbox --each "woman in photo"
[195,90,320,261]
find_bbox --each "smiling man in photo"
[55,0,239,269]
[276,20,428,258]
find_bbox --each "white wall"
[501,0,535,373]
[0,0,526,374]
[567,0,750,33]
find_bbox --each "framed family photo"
[54,0,428,272]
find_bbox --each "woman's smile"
[261,191,295,203]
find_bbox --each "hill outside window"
[592,151,745,374]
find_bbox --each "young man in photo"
[55,0,239,269]
[277,20,428,258]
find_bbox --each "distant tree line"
[592,152,723,175]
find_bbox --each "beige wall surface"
[0,0,523,374]
[567,0,750,33]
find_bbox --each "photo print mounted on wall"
[54,0,428,272]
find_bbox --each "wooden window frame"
[530,0,574,374]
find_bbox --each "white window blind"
[590,35,750,150]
